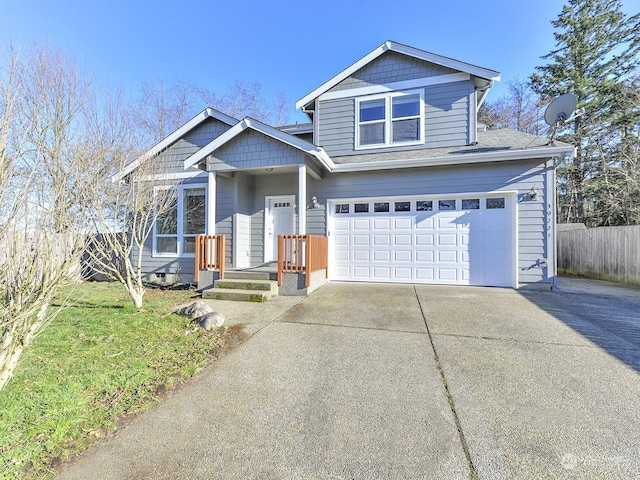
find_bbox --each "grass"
[0,282,224,480]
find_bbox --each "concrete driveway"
[56,277,640,479]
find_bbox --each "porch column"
[206,171,216,235]
[298,164,307,235]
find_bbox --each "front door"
[265,195,295,262]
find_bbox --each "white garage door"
[330,195,516,287]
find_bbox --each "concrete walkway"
[56,278,640,479]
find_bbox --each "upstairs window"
[356,90,424,149]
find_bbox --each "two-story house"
[116,41,574,290]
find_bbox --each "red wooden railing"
[195,235,225,282]
[277,235,328,287]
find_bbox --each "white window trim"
[152,182,208,258]
[355,89,425,150]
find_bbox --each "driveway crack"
[414,286,478,479]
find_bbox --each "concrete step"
[202,287,273,302]
[224,271,275,281]
[214,279,277,292]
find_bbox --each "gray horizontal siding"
[318,80,473,157]
[329,51,456,92]
[424,81,471,147]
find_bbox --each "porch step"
[201,272,278,302]
[202,287,274,302]
[214,279,277,292]
[224,271,276,281]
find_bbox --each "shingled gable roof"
[183,117,335,172]
[295,40,501,112]
[112,107,238,182]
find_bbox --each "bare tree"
[200,79,291,126]
[131,79,202,144]
[479,78,546,135]
[81,139,178,308]
[0,43,90,390]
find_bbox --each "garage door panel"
[394,234,412,246]
[438,250,457,263]
[353,250,371,261]
[374,218,391,229]
[416,251,434,262]
[416,216,434,229]
[373,267,391,279]
[353,266,371,278]
[353,235,370,246]
[394,250,412,262]
[374,250,391,261]
[335,234,350,246]
[394,218,412,229]
[437,234,458,246]
[437,269,458,281]
[331,195,514,287]
[374,234,390,245]
[353,219,370,230]
[416,268,435,280]
[416,234,434,246]
[394,268,412,280]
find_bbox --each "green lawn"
[0,282,224,479]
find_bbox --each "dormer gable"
[296,41,500,157]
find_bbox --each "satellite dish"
[544,93,577,144]
[544,94,577,126]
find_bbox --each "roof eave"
[112,107,239,182]
[295,40,501,111]
[331,145,575,173]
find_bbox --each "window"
[154,185,206,256]
[439,199,456,211]
[357,90,424,149]
[394,201,411,212]
[335,204,349,214]
[354,203,369,213]
[374,202,389,213]
[486,197,506,209]
[416,200,433,211]
[462,198,480,210]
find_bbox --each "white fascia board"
[331,146,574,173]
[183,117,335,172]
[112,107,238,182]
[296,40,501,111]
[137,170,208,182]
[183,120,248,170]
[318,73,470,102]
[296,42,390,110]
[389,42,501,82]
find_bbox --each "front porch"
[195,235,328,301]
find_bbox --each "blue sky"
[1,1,636,124]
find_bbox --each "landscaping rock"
[193,311,225,331]
[175,301,214,319]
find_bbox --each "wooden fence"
[277,235,329,287]
[194,235,226,282]
[557,225,640,286]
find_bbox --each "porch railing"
[277,235,329,288]
[194,235,225,282]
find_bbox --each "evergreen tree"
[530,0,640,225]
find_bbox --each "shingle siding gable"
[329,51,457,92]
[153,118,231,174]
